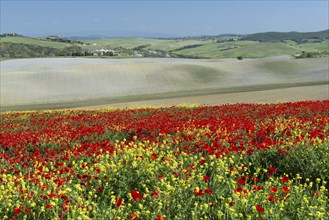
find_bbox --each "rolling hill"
[241,29,329,43]
[1,56,328,110]
[1,30,328,59]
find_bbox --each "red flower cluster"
[0,100,328,219]
[131,190,142,201]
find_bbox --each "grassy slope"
[174,42,301,58]
[81,38,211,51]
[82,38,328,58]
[0,36,71,49]
[241,29,329,42]
[294,40,329,52]
[1,36,328,59]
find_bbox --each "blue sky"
[1,1,328,37]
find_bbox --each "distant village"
[87,44,173,58]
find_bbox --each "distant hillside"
[1,30,328,59]
[0,42,61,58]
[45,36,85,44]
[241,29,329,43]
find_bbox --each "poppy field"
[0,100,329,220]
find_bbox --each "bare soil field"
[1,57,328,111]
[82,85,328,109]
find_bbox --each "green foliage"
[169,44,204,52]
[244,142,329,189]
[45,36,84,44]
[0,42,61,58]
[132,44,151,50]
[0,42,89,58]
[294,51,329,59]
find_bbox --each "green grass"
[0,36,71,49]
[81,38,211,51]
[174,42,300,58]
[295,40,329,52]
[1,36,328,59]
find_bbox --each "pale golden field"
[1,56,328,110]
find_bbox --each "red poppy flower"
[194,188,204,197]
[46,203,52,210]
[150,153,157,160]
[229,201,235,206]
[62,204,71,212]
[253,185,262,191]
[205,188,213,195]
[115,198,123,207]
[152,189,160,197]
[237,177,246,185]
[256,205,264,212]
[234,186,243,193]
[203,175,210,182]
[13,208,21,215]
[269,166,277,173]
[252,176,259,182]
[130,213,139,220]
[131,190,142,201]
[282,186,290,194]
[268,194,278,202]
[155,215,166,220]
[158,174,164,179]
[25,208,32,214]
[281,176,289,183]
[269,186,278,193]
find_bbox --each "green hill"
[0,35,87,59]
[1,30,328,59]
[0,36,73,49]
[173,41,301,58]
[0,42,62,58]
[241,29,329,43]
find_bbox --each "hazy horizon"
[1,0,328,38]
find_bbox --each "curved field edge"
[1,81,328,112]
